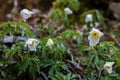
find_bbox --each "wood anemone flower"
[20,9,34,22]
[64,7,73,15]
[104,62,114,73]
[46,38,54,48]
[88,28,103,46]
[85,14,93,23]
[24,38,39,51]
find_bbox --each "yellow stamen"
[90,31,100,39]
[29,41,34,46]
[105,66,111,70]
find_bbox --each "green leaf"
[0,21,35,37]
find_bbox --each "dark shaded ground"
[1,0,120,22]
[0,0,54,22]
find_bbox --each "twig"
[40,72,48,80]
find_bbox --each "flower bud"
[20,9,34,22]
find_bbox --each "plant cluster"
[0,0,120,80]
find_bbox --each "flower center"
[29,41,34,46]
[91,31,100,39]
[105,65,111,70]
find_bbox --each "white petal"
[88,35,91,40]
[91,28,104,37]
[89,38,100,46]
[20,9,33,22]
[100,32,104,36]
[24,38,38,51]
[28,46,36,51]
[104,62,114,73]
[64,7,73,15]
[106,62,115,66]
[85,14,93,23]
[94,22,100,28]
[46,39,54,48]
[107,68,112,73]
[88,28,104,46]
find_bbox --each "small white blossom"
[104,62,114,73]
[46,38,54,48]
[25,38,39,51]
[88,28,103,46]
[64,7,73,15]
[20,9,34,22]
[85,14,93,23]
[94,22,100,28]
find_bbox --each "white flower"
[25,38,39,51]
[64,7,73,15]
[85,14,93,23]
[88,28,103,46]
[20,9,34,22]
[46,38,54,48]
[104,62,114,73]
